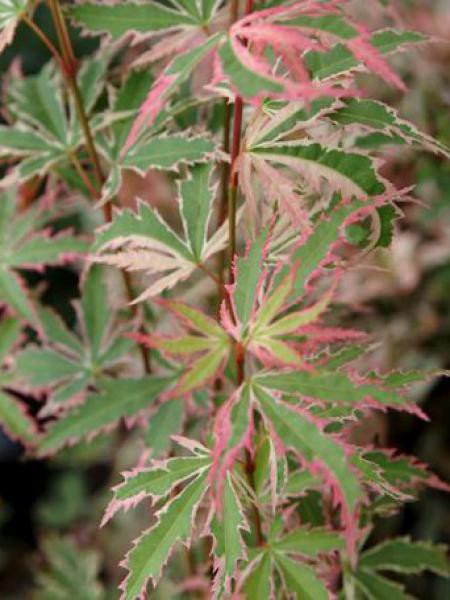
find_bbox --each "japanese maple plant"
[0,0,449,598]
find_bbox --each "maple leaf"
[15,266,135,416]
[0,0,28,55]
[0,316,38,447]
[0,58,110,186]
[92,163,231,302]
[0,190,87,322]
[132,299,231,396]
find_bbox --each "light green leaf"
[103,455,211,524]
[330,98,450,158]
[0,316,21,362]
[256,369,416,411]
[0,126,55,154]
[250,142,385,198]
[234,231,266,329]
[144,398,184,457]
[93,200,191,259]
[38,376,172,455]
[305,29,426,80]
[211,474,248,580]
[283,14,358,39]
[0,269,35,322]
[284,469,321,497]
[0,390,37,446]
[16,348,81,387]
[273,198,364,298]
[33,536,104,600]
[9,65,68,144]
[273,552,329,600]
[81,266,110,360]
[69,1,197,40]
[219,37,284,98]
[0,0,28,54]
[122,471,209,598]
[354,569,413,600]
[359,538,449,576]
[243,553,272,599]
[180,162,214,260]
[123,134,215,173]
[176,344,228,395]
[7,234,87,267]
[110,71,154,156]
[254,385,361,515]
[272,527,344,556]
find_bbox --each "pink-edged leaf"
[253,384,361,554]
[102,455,211,526]
[120,470,209,599]
[123,33,222,153]
[210,384,253,501]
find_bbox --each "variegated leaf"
[103,454,211,526]
[15,266,134,414]
[121,470,209,599]
[38,375,172,455]
[93,164,230,301]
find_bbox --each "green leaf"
[243,553,272,599]
[359,538,449,576]
[9,65,68,144]
[0,126,55,154]
[16,348,81,386]
[122,471,209,598]
[93,164,230,301]
[7,234,87,267]
[81,266,110,360]
[94,200,190,259]
[0,269,35,322]
[123,134,215,173]
[256,369,416,411]
[77,54,109,114]
[272,527,344,556]
[254,385,361,515]
[234,231,266,329]
[219,37,284,98]
[104,455,211,525]
[69,1,198,40]
[211,474,248,586]
[284,469,321,497]
[283,14,358,39]
[180,163,214,259]
[16,267,134,414]
[144,398,184,457]
[250,142,386,197]
[375,204,397,248]
[252,97,336,146]
[305,29,426,80]
[38,376,172,455]
[0,316,21,362]
[330,98,450,158]
[110,71,155,157]
[33,535,104,600]
[0,0,28,54]
[176,344,228,395]
[362,451,432,488]
[0,391,37,446]
[354,569,413,600]
[275,199,363,298]
[273,552,329,600]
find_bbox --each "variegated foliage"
[0,1,448,599]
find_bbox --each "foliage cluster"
[0,1,449,598]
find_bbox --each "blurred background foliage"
[0,0,449,598]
